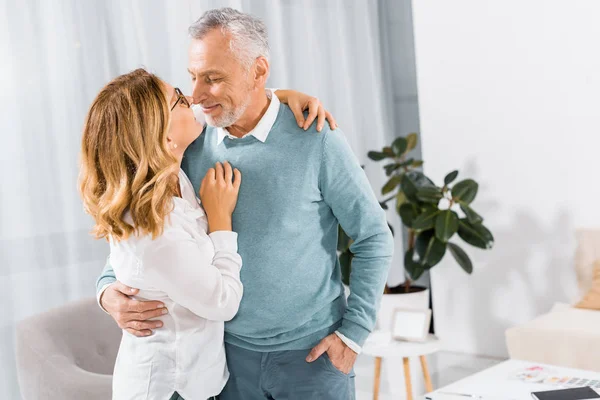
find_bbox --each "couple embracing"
[80,7,393,400]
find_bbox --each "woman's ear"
[166,136,178,149]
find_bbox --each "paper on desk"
[426,393,518,400]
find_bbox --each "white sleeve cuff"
[97,283,112,314]
[335,330,362,354]
[209,231,239,253]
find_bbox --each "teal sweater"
[96,104,393,351]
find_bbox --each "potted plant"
[338,133,494,330]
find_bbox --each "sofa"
[505,229,600,371]
[15,297,121,399]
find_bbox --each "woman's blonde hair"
[79,68,179,241]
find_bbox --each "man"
[97,7,393,399]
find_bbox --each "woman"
[79,68,336,400]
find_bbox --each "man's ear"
[253,56,270,87]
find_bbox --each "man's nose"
[191,82,208,105]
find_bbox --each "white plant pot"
[341,285,430,331]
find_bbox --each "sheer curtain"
[0,0,396,397]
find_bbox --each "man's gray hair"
[188,7,270,70]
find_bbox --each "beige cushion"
[506,305,600,371]
[575,230,600,296]
[576,260,600,310]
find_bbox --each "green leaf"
[382,175,402,195]
[404,247,419,269]
[460,203,483,224]
[412,160,424,168]
[404,247,425,280]
[400,174,419,202]
[339,250,352,286]
[407,170,435,188]
[412,208,440,231]
[367,151,388,161]
[448,242,473,274]
[392,137,408,156]
[425,241,446,267]
[384,163,402,176]
[416,186,443,203]
[411,267,426,280]
[399,158,415,168]
[399,203,418,227]
[415,230,434,258]
[457,219,494,249]
[395,191,407,212]
[444,170,459,185]
[383,147,395,156]
[406,133,418,152]
[435,210,459,242]
[415,230,447,267]
[452,179,479,204]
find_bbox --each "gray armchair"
[15,297,121,399]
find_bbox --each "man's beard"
[206,91,252,128]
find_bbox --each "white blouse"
[109,170,243,400]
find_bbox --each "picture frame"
[390,307,432,342]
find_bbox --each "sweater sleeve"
[95,257,117,311]
[319,128,394,346]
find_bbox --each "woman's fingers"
[233,168,242,190]
[206,167,216,181]
[223,161,233,185]
[325,111,337,130]
[288,100,305,128]
[303,98,320,130]
[215,162,224,182]
[316,105,326,132]
[200,168,213,196]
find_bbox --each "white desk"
[426,359,600,400]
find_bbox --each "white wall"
[411,1,600,358]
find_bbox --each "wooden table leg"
[403,357,413,400]
[420,355,434,393]
[373,357,382,400]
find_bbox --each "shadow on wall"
[431,158,578,359]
